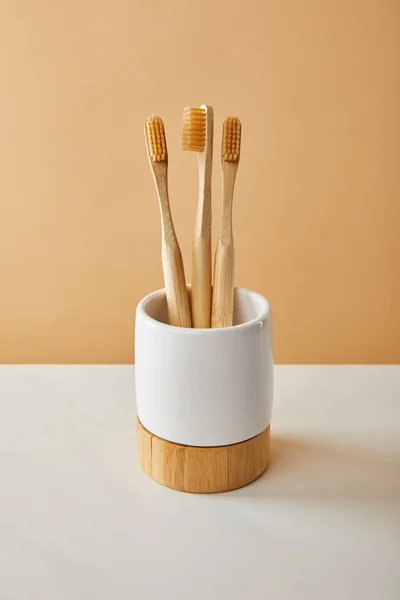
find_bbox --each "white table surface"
[1,365,399,600]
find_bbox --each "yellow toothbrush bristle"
[182,107,206,152]
[146,116,167,162]
[222,117,241,162]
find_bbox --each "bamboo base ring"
[137,418,270,493]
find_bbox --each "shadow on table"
[235,435,400,503]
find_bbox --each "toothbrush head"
[222,116,241,162]
[145,116,167,163]
[182,106,206,152]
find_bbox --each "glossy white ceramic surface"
[135,287,274,447]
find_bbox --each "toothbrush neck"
[220,167,236,245]
[220,196,233,246]
[196,153,212,238]
[157,174,176,247]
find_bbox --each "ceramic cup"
[135,287,273,447]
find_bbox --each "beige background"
[1,0,399,364]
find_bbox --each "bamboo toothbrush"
[211,116,242,328]
[182,105,213,328]
[144,116,191,327]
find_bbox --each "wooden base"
[137,418,270,493]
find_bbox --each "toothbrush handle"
[162,241,192,328]
[192,234,212,328]
[211,238,234,328]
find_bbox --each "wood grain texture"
[137,418,270,493]
[191,105,213,328]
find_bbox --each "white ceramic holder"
[135,287,274,493]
